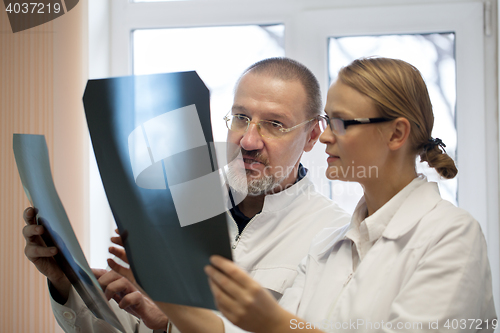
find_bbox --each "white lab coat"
[278,178,496,332]
[50,174,350,333]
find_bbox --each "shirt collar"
[345,175,428,245]
[363,175,425,242]
[316,176,442,258]
[382,178,442,239]
[296,163,307,183]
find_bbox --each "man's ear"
[388,117,411,151]
[304,122,321,152]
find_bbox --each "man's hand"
[101,234,169,330]
[22,207,71,301]
[109,233,226,333]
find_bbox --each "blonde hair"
[337,57,457,179]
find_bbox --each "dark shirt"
[229,164,307,235]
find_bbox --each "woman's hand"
[205,255,292,333]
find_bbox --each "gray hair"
[237,57,322,119]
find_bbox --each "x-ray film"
[13,134,126,333]
[83,71,233,309]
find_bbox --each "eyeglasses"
[224,113,317,139]
[318,115,394,135]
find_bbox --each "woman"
[204,57,496,332]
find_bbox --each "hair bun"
[419,138,457,179]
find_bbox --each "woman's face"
[319,80,391,184]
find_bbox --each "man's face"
[226,72,318,196]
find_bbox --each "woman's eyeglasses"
[318,115,394,135]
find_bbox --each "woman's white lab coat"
[279,178,496,332]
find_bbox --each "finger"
[204,265,249,302]
[117,291,145,319]
[112,229,124,245]
[109,246,128,264]
[118,290,144,310]
[92,268,108,280]
[97,270,124,291]
[104,278,136,301]
[208,275,237,308]
[23,224,51,249]
[207,277,241,322]
[208,256,255,289]
[24,243,57,260]
[209,255,238,274]
[110,236,124,247]
[108,258,135,282]
[23,207,36,225]
[22,224,43,240]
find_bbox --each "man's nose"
[240,123,264,151]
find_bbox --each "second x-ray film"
[13,134,126,333]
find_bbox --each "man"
[22,57,350,332]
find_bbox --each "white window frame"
[94,0,498,321]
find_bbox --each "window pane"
[133,25,285,142]
[328,33,457,212]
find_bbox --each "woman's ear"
[388,117,411,151]
[304,122,321,152]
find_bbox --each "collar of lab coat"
[315,177,442,257]
[381,179,441,240]
[260,175,315,212]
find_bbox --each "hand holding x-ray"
[97,233,169,331]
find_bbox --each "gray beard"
[226,163,291,196]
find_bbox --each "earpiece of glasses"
[318,115,394,135]
[224,113,317,139]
